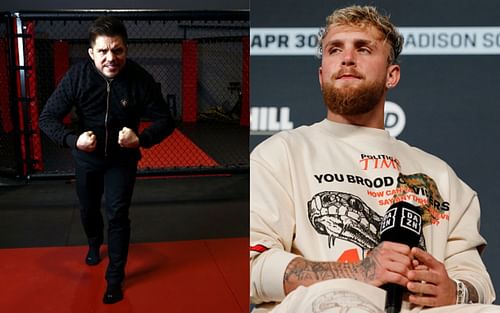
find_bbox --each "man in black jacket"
[39,16,175,304]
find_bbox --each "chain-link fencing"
[0,11,249,178]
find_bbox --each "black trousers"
[74,151,137,285]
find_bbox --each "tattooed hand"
[360,241,412,287]
[283,241,412,295]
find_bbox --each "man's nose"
[105,51,116,61]
[341,49,356,66]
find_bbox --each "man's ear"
[88,47,94,60]
[386,64,400,88]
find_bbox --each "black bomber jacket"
[39,58,175,159]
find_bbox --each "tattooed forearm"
[283,256,372,295]
[359,255,376,281]
[359,245,383,282]
[283,246,386,295]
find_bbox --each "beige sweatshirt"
[250,119,495,311]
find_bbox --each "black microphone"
[379,201,423,313]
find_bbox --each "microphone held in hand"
[380,201,423,313]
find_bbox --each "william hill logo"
[250,107,294,135]
[250,102,406,137]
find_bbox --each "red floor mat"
[0,237,248,313]
[138,128,219,170]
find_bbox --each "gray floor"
[0,173,249,248]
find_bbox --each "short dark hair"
[88,16,128,47]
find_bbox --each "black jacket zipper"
[105,79,112,157]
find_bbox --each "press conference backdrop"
[250,0,500,303]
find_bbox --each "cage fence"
[0,10,249,179]
[0,13,19,177]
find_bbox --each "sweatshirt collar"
[318,118,393,140]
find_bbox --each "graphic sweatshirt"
[250,119,495,311]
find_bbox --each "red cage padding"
[181,40,198,123]
[240,36,249,127]
[0,39,13,133]
[25,21,43,171]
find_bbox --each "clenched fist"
[118,127,139,148]
[76,131,97,152]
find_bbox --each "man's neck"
[326,100,385,129]
[326,102,385,129]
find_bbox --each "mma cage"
[0,10,249,180]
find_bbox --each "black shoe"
[85,245,100,266]
[103,283,123,304]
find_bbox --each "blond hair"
[319,5,403,64]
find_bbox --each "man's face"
[319,24,399,115]
[88,35,127,78]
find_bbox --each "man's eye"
[328,47,341,54]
